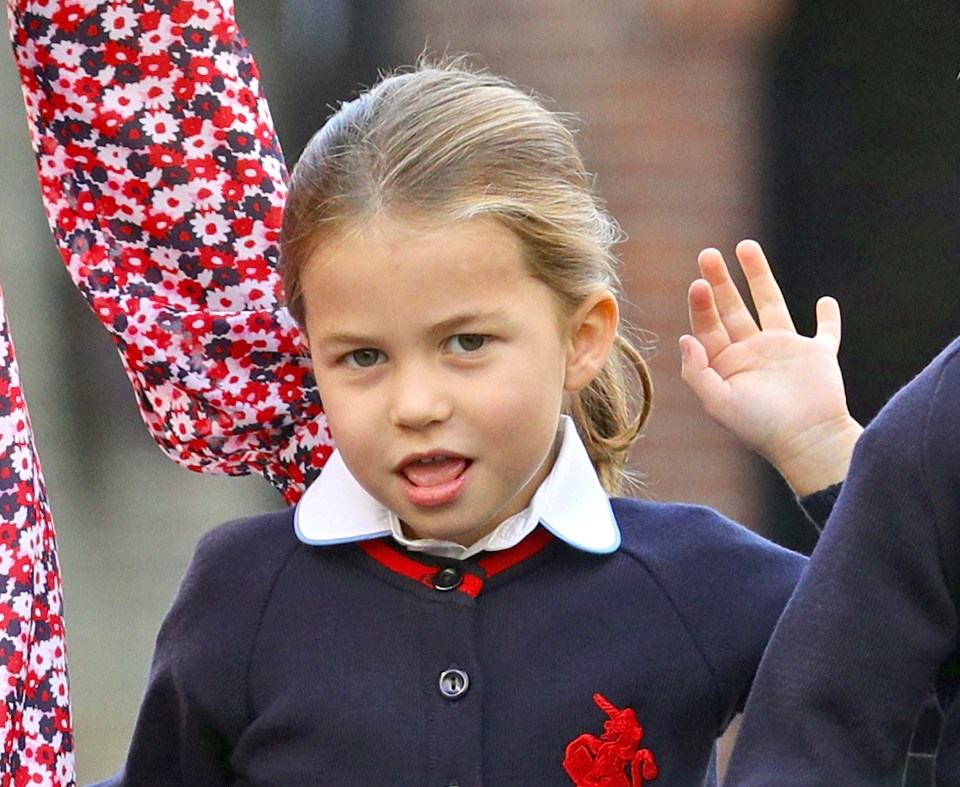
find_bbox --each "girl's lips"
[399,456,471,507]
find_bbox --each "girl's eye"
[447,334,488,354]
[344,348,385,369]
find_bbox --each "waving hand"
[680,240,862,495]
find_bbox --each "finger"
[697,247,760,342]
[735,239,797,332]
[687,278,731,361]
[814,295,842,353]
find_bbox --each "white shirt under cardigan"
[294,416,620,558]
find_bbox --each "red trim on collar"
[357,527,554,597]
[458,573,485,598]
[357,539,434,588]
[477,526,553,578]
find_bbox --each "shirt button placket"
[421,582,481,786]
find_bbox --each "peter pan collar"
[294,416,620,558]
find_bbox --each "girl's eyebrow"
[433,309,510,335]
[312,330,379,347]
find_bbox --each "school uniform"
[724,338,960,785]
[99,420,821,786]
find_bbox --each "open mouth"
[399,455,472,507]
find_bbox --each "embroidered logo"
[563,693,659,786]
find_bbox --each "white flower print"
[102,5,138,39]
[190,212,230,246]
[141,110,180,144]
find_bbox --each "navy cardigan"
[98,498,809,786]
[725,338,960,785]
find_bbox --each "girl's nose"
[388,371,453,429]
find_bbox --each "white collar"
[294,416,620,558]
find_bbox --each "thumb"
[814,296,842,353]
[679,334,707,380]
[680,334,725,410]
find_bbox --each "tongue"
[403,458,467,487]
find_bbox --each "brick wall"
[396,0,793,531]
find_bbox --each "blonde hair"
[281,59,652,495]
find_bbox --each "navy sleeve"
[98,509,298,786]
[797,482,843,530]
[615,500,807,732]
[724,338,960,786]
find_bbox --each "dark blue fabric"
[725,338,960,786]
[97,498,809,786]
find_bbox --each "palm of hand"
[703,329,849,464]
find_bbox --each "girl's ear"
[564,291,619,392]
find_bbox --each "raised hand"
[8,0,333,502]
[680,240,862,496]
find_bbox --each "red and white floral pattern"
[6,0,339,782]
[8,0,335,506]
[0,287,72,786]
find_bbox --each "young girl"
[84,55,862,784]
[8,0,864,784]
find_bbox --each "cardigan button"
[438,668,470,699]
[433,567,463,592]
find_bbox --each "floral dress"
[6,0,336,783]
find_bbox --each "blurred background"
[1,0,958,781]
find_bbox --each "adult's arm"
[7,0,333,504]
[0,281,74,785]
[724,338,960,785]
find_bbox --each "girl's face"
[301,215,614,547]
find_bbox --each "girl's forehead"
[328,209,505,245]
[307,213,526,280]
[300,217,568,332]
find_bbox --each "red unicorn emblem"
[563,693,659,786]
